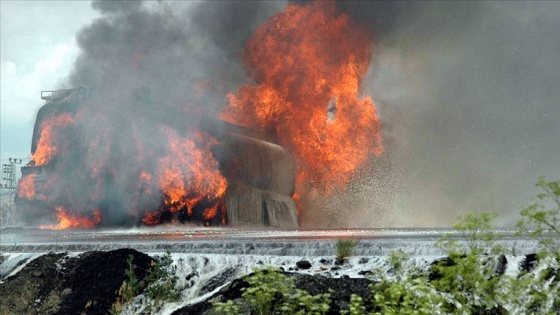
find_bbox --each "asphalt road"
[0,227,538,256]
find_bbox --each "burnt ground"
[0,249,153,315]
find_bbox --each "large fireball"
[223,1,383,212]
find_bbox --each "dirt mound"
[0,248,153,315]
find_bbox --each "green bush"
[516,177,560,254]
[213,299,242,314]
[430,251,504,314]
[431,212,508,314]
[500,257,560,315]
[145,250,181,303]
[369,251,445,315]
[341,294,366,315]
[342,183,560,315]
[437,211,503,255]
[111,251,181,314]
[213,266,330,315]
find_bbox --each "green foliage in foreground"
[517,177,560,254]
[215,178,560,315]
[144,251,181,304]
[368,250,446,315]
[111,251,181,314]
[110,254,141,314]
[213,266,331,315]
[431,211,507,314]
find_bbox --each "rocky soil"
[0,249,375,315]
[0,249,153,315]
[0,250,373,315]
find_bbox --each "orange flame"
[222,1,382,208]
[142,211,160,225]
[32,114,75,166]
[17,174,36,199]
[142,128,227,222]
[40,206,102,230]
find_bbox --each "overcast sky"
[1,1,99,164]
[1,1,559,227]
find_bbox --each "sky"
[1,1,559,227]
[1,1,100,164]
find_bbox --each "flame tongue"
[223,1,383,208]
[17,174,37,199]
[39,206,102,230]
[32,114,75,166]
[144,128,228,224]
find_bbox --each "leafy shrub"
[213,299,242,314]
[369,250,445,315]
[145,250,181,303]
[516,177,560,254]
[437,211,503,255]
[430,251,504,314]
[509,177,560,313]
[431,212,513,314]
[111,251,181,314]
[213,266,330,315]
[500,256,560,315]
[341,294,366,315]
[343,201,559,315]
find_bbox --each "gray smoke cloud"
[90,0,143,13]
[70,1,285,112]
[327,1,560,227]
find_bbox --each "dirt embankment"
[0,249,372,315]
[0,249,153,315]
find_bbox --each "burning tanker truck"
[14,2,384,230]
[15,87,298,229]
